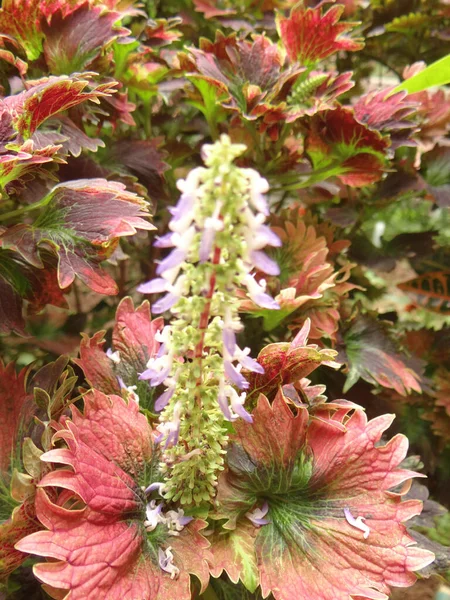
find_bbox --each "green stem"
[0,196,49,222]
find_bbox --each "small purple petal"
[199,228,216,263]
[246,502,269,526]
[154,232,175,248]
[156,248,186,276]
[178,515,193,526]
[150,365,172,387]
[218,390,233,421]
[152,292,179,314]
[250,250,280,276]
[252,292,280,310]
[139,367,160,381]
[238,354,265,374]
[156,342,167,359]
[154,432,164,444]
[257,225,282,247]
[250,516,269,525]
[145,482,165,494]
[224,361,249,390]
[222,328,236,356]
[117,376,126,389]
[165,427,180,448]
[232,402,253,423]
[158,548,171,571]
[154,387,175,412]
[137,277,168,294]
[169,192,195,221]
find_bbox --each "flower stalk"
[138,135,281,505]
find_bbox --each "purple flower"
[224,361,250,390]
[158,547,179,579]
[145,482,166,495]
[246,502,270,526]
[237,352,265,374]
[255,225,282,248]
[252,292,280,310]
[106,348,121,364]
[169,192,195,222]
[154,386,176,412]
[218,382,233,421]
[152,292,179,314]
[178,514,193,526]
[137,278,168,294]
[156,248,187,276]
[231,401,253,423]
[154,232,175,248]
[222,327,236,355]
[250,250,280,276]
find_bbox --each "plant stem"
[0,196,49,222]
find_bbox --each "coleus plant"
[1,0,450,598]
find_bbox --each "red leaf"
[214,396,434,600]
[112,297,164,373]
[277,1,364,65]
[16,391,211,600]
[0,34,27,76]
[1,179,154,294]
[33,116,105,157]
[0,361,32,473]
[208,520,259,592]
[338,312,424,395]
[74,331,121,394]
[0,0,92,61]
[0,277,25,335]
[0,140,61,192]
[192,0,236,19]
[0,500,41,581]
[246,322,338,401]
[306,106,388,186]
[111,138,170,189]
[74,297,163,395]
[43,4,128,74]
[4,74,118,139]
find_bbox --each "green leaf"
[392,54,450,95]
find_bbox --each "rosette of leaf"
[209,394,434,599]
[240,209,355,339]
[16,390,212,600]
[74,297,164,408]
[276,0,364,66]
[180,33,300,124]
[0,178,155,296]
[181,32,353,140]
[0,0,130,67]
[304,106,389,187]
[354,87,419,150]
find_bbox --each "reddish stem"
[195,245,221,361]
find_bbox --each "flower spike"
[138,135,280,504]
